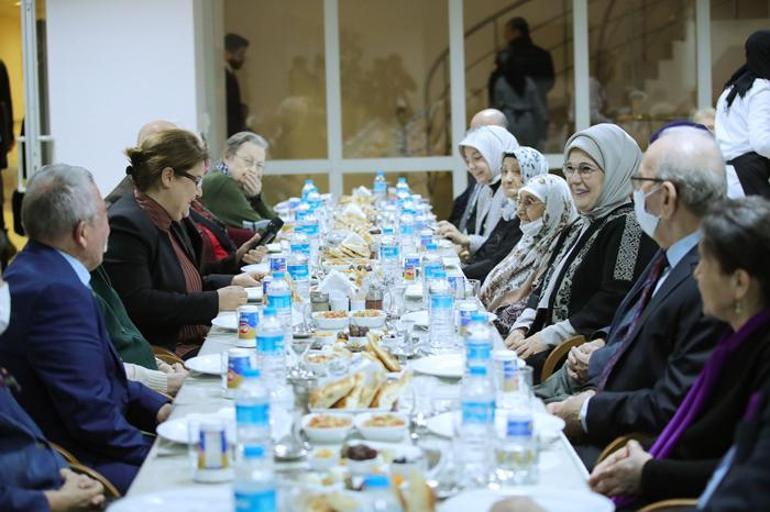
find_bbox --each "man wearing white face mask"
[544,127,729,469]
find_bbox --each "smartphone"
[251,217,284,248]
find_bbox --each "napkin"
[352,186,372,198]
[319,270,357,296]
[341,231,367,248]
[342,202,367,220]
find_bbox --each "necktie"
[596,251,669,391]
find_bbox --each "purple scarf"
[613,308,770,507]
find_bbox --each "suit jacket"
[226,67,245,136]
[639,323,770,502]
[105,194,233,350]
[0,385,65,512]
[0,241,167,472]
[699,380,770,510]
[462,216,522,281]
[585,246,726,445]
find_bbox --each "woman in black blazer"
[588,197,770,508]
[104,129,257,356]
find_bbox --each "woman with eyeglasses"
[105,129,258,358]
[201,131,277,230]
[505,123,657,380]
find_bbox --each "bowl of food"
[350,309,387,328]
[343,443,379,475]
[313,330,338,347]
[354,412,408,442]
[302,413,353,444]
[304,348,351,376]
[312,310,350,330]
[309,447,340,471]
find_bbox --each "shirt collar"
[665,229,701,269]
[55,250,92,288]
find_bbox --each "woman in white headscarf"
[506,124,658,379]
[436,125,518,257]
[461,146,550,280]
[480,174,577,335]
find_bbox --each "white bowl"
[354,412,408,442]
[312,311,350,330]
[309,447,340,471]
[349,310,387,328]
[302,413,353,444]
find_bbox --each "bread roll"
[309,374,357,409]
[331,372,364,409]
[371,371,411,410]
[366,333,400,372]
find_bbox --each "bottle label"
[287,264,309,280]
[234,488,277,512]
[235,402,270,427]
[506,418,533,438]
[198,426,228,469]
[466,341,492,361]
[267,294,292,312]
[380,245,400,260]
[290,243,311,256]
[268,257,286,273]
[424,265,445,279]
[462,400,495,425]
[304,223,320,236]
[403,256,421,270]
[257,334,284,354]
[430,295,454,310]
[374,182,386,193]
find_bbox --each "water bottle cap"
[363,474,391,489]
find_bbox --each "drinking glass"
[290,335,313,377]
[464,279,481,299]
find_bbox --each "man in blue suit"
[0,164,171,494]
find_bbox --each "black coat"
[462,216,522,281]
[700,380,770,510]
[640,321,770,502]
[226,68,245,136]
[104,194,233,350]
[447,182,475,229]
[584,246,726,447]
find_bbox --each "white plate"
[404,284,423,299]
[184,354,224,375]
[266,242,282,253]
[440,487,613,512]
[245,286,263,302]
[211,310,302,331]
[401,310,429,327]
[426,411,566,441]
[411,353,464,378]
[109,486,232,512]
[156,408,235,444]
[240,262,269,274]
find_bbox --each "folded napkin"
[341,231,367,248]
[342,202,367,220]
[319,270,357,296]
[352,186,372,198]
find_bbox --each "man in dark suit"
[0,164,170,494]
[543,127,729,468]
[225,33,249,136]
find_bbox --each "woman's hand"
[242,246,267,265]
[231,272,264,288]
[513,333,549,359]
[504,328,528,350]
[588,440,651,497]
[437,221,469,248]
[162,363,189,396]
[235,232,264,264]
[238,171,262,198]
[217,286,247,311]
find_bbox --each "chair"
[595,433,651,465]
[69,462,122,499]
[152,345,186,367]
[540,335,586,381]
[49,441,80,465]
[637,498,699,512]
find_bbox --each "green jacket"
[201,171,276,228]
[91,266,157,370]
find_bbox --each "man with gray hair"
[0,164,170,493]
[542,127,728,468]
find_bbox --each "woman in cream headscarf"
[437,125,518,256]
[506,124,658,377]
[480,174,577,335]
[462,146,550,280]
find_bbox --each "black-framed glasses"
[630,175,666,191]
[175,170,204,188]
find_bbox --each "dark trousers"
[729,152,770,198]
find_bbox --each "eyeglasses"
[630,175,666,191]
[236,154,265,171]
[563,163,601,179]
[175,170,204,189]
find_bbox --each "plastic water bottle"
[287,252,310,306]
[428,277,455,353]
[363,474,400,512]
[398,213,417,255]
[289,232,311,258]
[298,213,320,265]
[495,401,538,485]
[234,369,276,511]
[456,363,495,488]
[373,171,387,204]
[421,252,444,304]
[395,176,410,200]
[465,312,493,376]
[379,234,401,285]
[301,179,317,201]
[257,307,286,383]
[266,273,292,332]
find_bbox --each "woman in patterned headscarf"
[480,174,576,335]
[506,124,658,379]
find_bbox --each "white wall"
[46,0,201,196]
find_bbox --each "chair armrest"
[541,335,586,381]
[69,462,122,499]
[637,498,699,512]
[152,345,186,367]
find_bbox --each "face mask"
[520,218,544,237]
[633,188,660,238]
[0,282,10,335]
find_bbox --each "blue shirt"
[55,250,91,288]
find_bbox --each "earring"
[734,300,743,316]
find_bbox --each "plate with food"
[354,412,408,442]
[312,310,350,330]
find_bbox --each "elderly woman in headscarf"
[480,174,577,336]
[461,146,550,281]
[436,126,518,270]
[715,29,770,198]
[506,124,658,378]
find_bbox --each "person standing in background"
[0,60,17,268]
[225,33,250,136]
